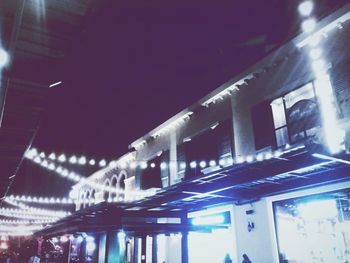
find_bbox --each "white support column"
[169,131,178,185]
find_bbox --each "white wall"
[233,199,278,263]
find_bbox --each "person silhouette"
[242,254,252,263]
[224,253,233,263]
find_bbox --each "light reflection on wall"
[274,192,350,263]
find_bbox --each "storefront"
[188,205,236,263]
[271,182,350,263]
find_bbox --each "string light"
[0,219,55,225]
[1,205,71,217]
[25,148,102,167]
[6,195,74,205]
[0,232,33,237]
[297,1,344,154]
[0,209,62,220]
[148,111,194,139]
[25,145,302,207]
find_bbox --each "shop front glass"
[273,189,350,263]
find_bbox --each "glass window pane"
[284,83,315,110]
[274,189,350,263]
[275,127,289,147]
[271,97,286,129]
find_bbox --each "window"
[271,82,321,148]
[178,119,233,179]
[140,151,168,190]
[330,59,350,119]
[273,189,350,263]
[251,101,276,150]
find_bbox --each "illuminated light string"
[0,232,34,237]
[0,219,55,225]
[25,148,105,167]
[26,154,157,199]
[0,210,61,220]
[149,111,194,140]
[298,1,345,154]
[27,148,287,173]
[0,207,70,218]
[6,195,74,205]
[25,145,298,205]
[1,225,43,232]
[4,198,71,217]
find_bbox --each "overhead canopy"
[36,146,350,237]
[34,202,228,238]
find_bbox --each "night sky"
[10,0,348,195]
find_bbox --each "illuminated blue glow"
[118,231,126,240]
[192,215,225,226]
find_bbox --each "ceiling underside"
[0,0,96,201]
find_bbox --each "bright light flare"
[314,74,344,154]
[0,48,9,67]
[310,48,322,60]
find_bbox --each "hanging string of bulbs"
[6,195,75,205]
[25,145,299,173]
[4,198,71,217]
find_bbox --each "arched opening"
[118,171,126,201]
[79,191,85,210]
[110,176,118,201]
[103,179,110,201]
[85,191,90,207]
[90,189,95,206]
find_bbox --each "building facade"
[67,4,350,263]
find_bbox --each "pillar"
[181,214,189,263]
[98,233,107,263]
[152,235,157,263]
[141,235,147,263]
[105,231,126,263]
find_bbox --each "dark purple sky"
[11,0,348,195]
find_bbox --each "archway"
[118,171,127,201]
[103,179,111,201]
[110,175,118,201]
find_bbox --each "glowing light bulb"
[302,18,316,33]
[99,159,107,167]
[78,156,86,165]
[69,156,77,164]
[298,1,314,16]
[190,161,197,169]
[199,161,207,168]
[58,154,66,162]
